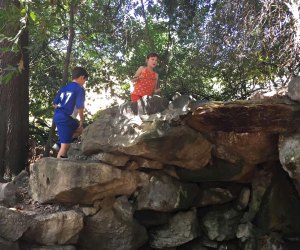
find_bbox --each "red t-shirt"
[132,69,157,97]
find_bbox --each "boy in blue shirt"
[53,66,89,158]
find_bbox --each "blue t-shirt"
[54,82,85,116]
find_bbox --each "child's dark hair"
[72,66,89,80]
[147,52,159,59]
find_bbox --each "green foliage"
[13,0,299,146]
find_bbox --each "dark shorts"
[54,111,79,144]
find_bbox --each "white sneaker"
[52,143,60,151]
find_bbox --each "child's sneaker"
[52,143,61,151]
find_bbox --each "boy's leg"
[54,113,79,158]
[57,143,71,158]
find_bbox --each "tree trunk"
[44,0,76,156]
[0,0,29,180]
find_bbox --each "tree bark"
[0,0,29,180]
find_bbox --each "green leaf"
[30,11,37,22]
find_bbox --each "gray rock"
[21,245,76,250]
[279,132,300,194]
[23,210,83,245]
[196,184,240,207]
[0,237,19,250]
[202,207,243,241]
[82,103,212,170]
[255,165,300,236]
[213,132,278,164]
[235,187,251,210]
[0,206,32,241]
[79,196,148,250]
[133,210,172,227]
[133,157,163,169]
[177,238,209,250]
[89,152,130,166]
[135,173,199,212]
[177,157,255,183]
[119,95,169,117]
[288,76,300,102]
[241,166,273,222]
[169,93,195,114]
[29,157,149,204]
[13,170,29,188]
[0,182,17,207]
[236,222,255,242]
[150,209,200,248]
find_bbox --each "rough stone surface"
[149,209,200,248]
[196,184,240,207]
[202,207,243,241]
[186,98,300,133]
[89,152,130,166]
[0,206,32,241]
[133,157,164,169]
[82,100,212,170]
[177,157,256,183]
[135,173,199,212]
[177,238,209,250]
[29,158,148,204]
[0,182,17,207]
[23,210,83,245]
[288,76,300,102]
[0,237,19,250]
[279,132,300,194]
[119,95,169,117]
[79,196,148,250]
[213,132,278,164]
[255,165,300,236]
[21,245,76,250]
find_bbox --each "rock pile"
[2,78,300,249]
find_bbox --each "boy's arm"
[78,108,84,127]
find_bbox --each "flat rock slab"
[29,158,148,205]
[186,98,300,133]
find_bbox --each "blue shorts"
[54,111,79,143]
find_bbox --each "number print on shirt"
[64,92,72,104]
[59,92,73,105]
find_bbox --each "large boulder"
[255,165,300,236]
[0,182,17,207]
[186,98,300,133]
[177,157,256,183]
[213,132,278,164]
[135,172,200,212]
[0,237,19,250]
[29,158,149,204]
[0,206,32,241]
[22,210,83,245]
[288,76,300,102]
[79,196,148,250]
[82,107,212,170]
[149,209,200,248]
[202,206,243,241]
[278,131,300,194]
